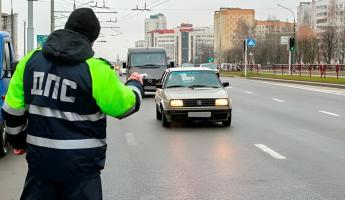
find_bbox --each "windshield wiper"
[189,85,219,88]
[166,85,186,88]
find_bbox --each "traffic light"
[289,37,296,52]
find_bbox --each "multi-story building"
[135,40,148,48]
[144,13,167,36]
[214,8,255,64]
[146,24,214,65]
[297,0,345,31]
[255,20,294,39]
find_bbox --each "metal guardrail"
[222,64,345,78]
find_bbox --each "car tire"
[0,123,9,158]
[162,110,170,128]
[222,114,232,127]
[156,104,162,120]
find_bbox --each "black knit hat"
[65,8,100,42]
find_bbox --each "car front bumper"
[164,108,231,122]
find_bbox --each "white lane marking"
[272,98,285,103]
[245,91,254,94]
[253,80,345,96]
[319,111,340,117]
[140,196,158,200]
[125,132,137,145]
[255,144,287,160]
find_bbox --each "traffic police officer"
[1,8,143,199]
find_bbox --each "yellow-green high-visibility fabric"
[86,58,136,117]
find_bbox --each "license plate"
[188,112,211,118]
[144,86,156,90]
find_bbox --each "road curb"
[220,74,345,89]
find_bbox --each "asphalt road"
[0,77,345,200]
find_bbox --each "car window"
[130,52,166,67]
[2,42,11,70]
[165,71,221,88]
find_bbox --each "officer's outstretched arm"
[87,58,143,118]
[1,50,38,149]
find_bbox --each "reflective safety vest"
[2,49,142,181]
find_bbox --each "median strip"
[272,98,285,103]
[255,144,287,160]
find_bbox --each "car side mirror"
[169,61,175,68]
[222,82,229,87]
[156,83,163,89]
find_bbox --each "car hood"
[129,66,166,79]
[165,88,228,99]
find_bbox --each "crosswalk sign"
[247,38,256,48]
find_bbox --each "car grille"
[183,99,215,107]
[143,79,159,86]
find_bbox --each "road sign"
[208,57,214,63]
[280,36,289,45]
[37,35,49,48]
[246,38,256,48]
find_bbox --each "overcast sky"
[3,0,301,60]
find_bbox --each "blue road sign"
[247,38,256,48]
[37,35,49,48]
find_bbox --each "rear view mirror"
[222,82,229,87]
[156,83,163,89]
[122,62,127,69]
[169,61,175,68]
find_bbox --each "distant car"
[181,63,195,68]
[155,67,232,128]
[124,48,173,92]
[200,63,220,76]
[119,67,127,76]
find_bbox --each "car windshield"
[181,63,195,67]
[130,52,166,67]
[165,71,221,88]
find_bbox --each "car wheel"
[156,104,162,120]
[222,114,232,127]
[0,123,9,158]
[162,110,170,128]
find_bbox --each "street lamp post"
[277,4,296,75]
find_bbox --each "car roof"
[128,48,166,53]
[168,67,214,72]
[0,31,10,38]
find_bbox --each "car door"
[155,71,168,108]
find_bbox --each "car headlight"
[170,100,184,107]
[215,99,228,106]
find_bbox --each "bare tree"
[297,26,318,64]
[321,26,337,64]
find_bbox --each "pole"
[0,0,2,31]
[219,11,222,65]
[24,21,26,56]
[10,0,14,45]
[27,0,34,52]
[51,0,54,32]
[73,0,76,10]
[245,39,248,77]
[23,21,26,56]
[288,50,292,75]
